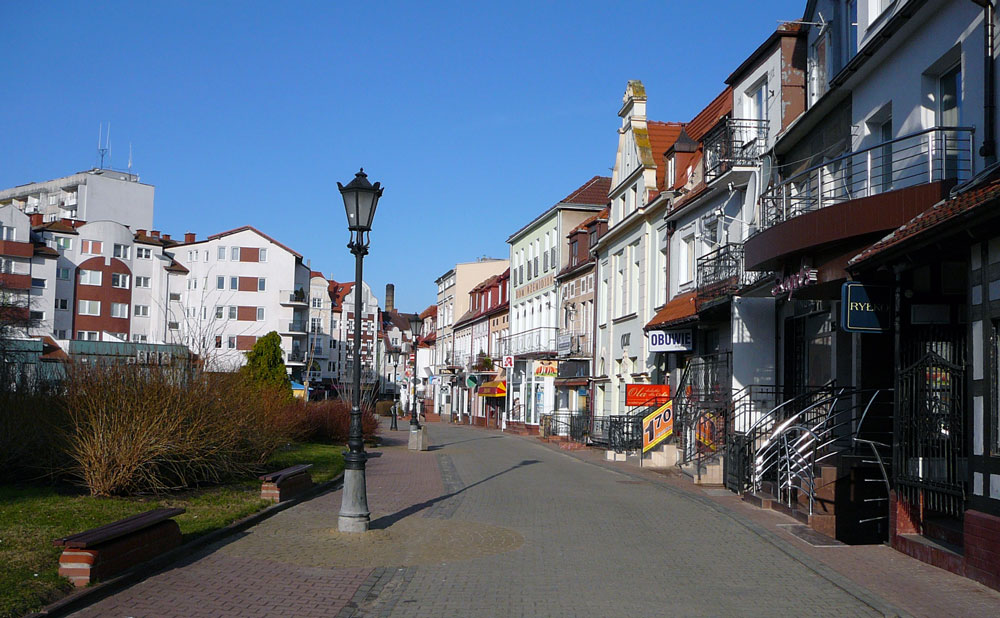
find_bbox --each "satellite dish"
[760,154,774,192]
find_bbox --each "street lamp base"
[408,426,428,451]
[337,468,371,533]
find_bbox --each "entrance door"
[783,307,834,398]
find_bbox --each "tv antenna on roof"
[97,122,111,169]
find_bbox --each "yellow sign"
[642,400,674,453]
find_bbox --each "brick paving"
[69,422,1000,617]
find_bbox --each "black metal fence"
[541,413,590,443]
[703,118,769,183]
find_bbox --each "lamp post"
[408,313,426,450]
[388,348,400,430]
[337,168,382,533]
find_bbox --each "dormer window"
[666,155,676,188]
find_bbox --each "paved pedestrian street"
[71,422,1000,617]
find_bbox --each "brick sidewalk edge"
[27,471,347,618]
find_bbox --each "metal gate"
[895,327,967,518]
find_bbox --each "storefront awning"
[644,291,697,330]
[478,380,507,397]
[554,377,589,387]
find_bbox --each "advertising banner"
[625,383,671,407]
[642,400,674,453]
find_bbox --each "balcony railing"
[695,244,772,306]
[284,320,307,334]
[758,126,975,233]
[704,118,769,184]
[280,290,309,305]
[501,326,559,356]
[286,350,305,363]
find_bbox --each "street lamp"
[337,168,382,534]
[388,348,401,431]
[408,312,427,450]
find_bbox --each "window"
[217,246,226,260]
[29,310,44,320]
[111,273,129,288]
[31,278,46,288]
[188,250,198,262]
[681,234,696,284]
[169,292,181,301]
[748,79,767,122]
[311,317,322,332]
[614,251,625,316]
[77,331,98,341]
[848,1,858,59]
[312,297,322,308]
[257,278,266,291]
[133,334,148,342]
[56,329,67,339]
[228,335,236,349]
[228,306,237,319]
[136,247,151,259]
[231,247,240,260]
[134,304,149,317]
[56,236,72,251]
[79,270,102,286]
[81,240,102,255]
[630,242,640,313]
[666,155,676,188]
[1,225,15,241]
[878,118,893,193]
[135,276,151,288]
[215,335,223,349]
[256,307,264,321]
[259,248,267,262]
[215,306,224,319]
[57,267,71,280]
[230,276,238,290]
[55,298,68,310]
[113,244,131,259]
[168,321,179,330]
[78,300,101,315]
[111,303,128,318]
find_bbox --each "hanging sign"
[647,329,693,352]
[534,360,558,377]
[841,282,891,333]
[642,400,674,453]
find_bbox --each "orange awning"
[478,380,507,397]
[645,291,697,330]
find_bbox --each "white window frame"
[134,276,151,288]
[78,299,101,316]
[111,273,130,289]
[134,304,150,317]
[111,302,129,319]
[79,270,102,286]
[113,244,131,260]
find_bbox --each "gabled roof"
[381,309,413,333]
[560,176,612,205]
[165,259,189,274]
[647,122,685,189]
[419,305,437,319]
[134,231,166,246]
[850,171,1000,267]
[686,89,733,142]
[33,244,59,258]
[185,225,303,258]
[33,220,79,235]
[310,270,325,279]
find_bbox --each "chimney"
[29,213,43,226]
[385,283,395,312]
[136,229,146,237]
[150,230,160,238]
[162,233,172,241]
[184,232,196,243]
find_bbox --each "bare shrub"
[294,400,379,444]
[61,364,298,496]
[0,363,67,482]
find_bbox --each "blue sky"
[2,1,802,313]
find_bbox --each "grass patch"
[0,442,344,618]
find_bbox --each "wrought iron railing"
[695,244,775,307]
[541,413,590,442]
[674,352,732,466]
[500,326,559,356]
[704,118,769,183]
[758,126,975,233]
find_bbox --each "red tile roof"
[419,305,437,319]
[40,336,70,361]
[686,89,733,142]
[644,291,697,330]
[165,259,189,274]
[196,225,303,258]
[648,122,685,189]
[34,220,79,234]
[560,176,612,205]
[850,173,1000,267]
[310,271,325,278]
[328,280,354,310]
[33,244,59,258]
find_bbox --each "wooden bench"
[259,464,313,503]
[53,507,185,587]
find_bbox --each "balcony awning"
[645,291,697,331]
[554,377,589,387]
[478,381,506,397]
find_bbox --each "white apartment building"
[172,226,311,373]
[0,169,154,231]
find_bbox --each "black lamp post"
[389,348,401,431]
[337,168,382,533]
[408,313,423,432]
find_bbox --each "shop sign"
[626,383,672,407]
[647,329,692,352]
[557,332,573,355]
[772,266,818,298]
[502,355,515,368]
[642,400,673,453]
[534,360,558,377]
[841,282,891,333]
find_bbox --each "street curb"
[27,471,346,618]
[544,440,911,618]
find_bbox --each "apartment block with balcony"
[338,280,381,393]
[0,168,154,231]
[509,176,608,430]
[172,226,311,374]
[1,206,57,339]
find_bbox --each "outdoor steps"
[679,458,724,486]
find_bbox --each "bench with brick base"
[53,507,185,587]
[259,464,313,502]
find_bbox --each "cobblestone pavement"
[70,422,1000,617]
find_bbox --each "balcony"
[285,350,305,365]
[280,289,309,306]
[703,119,768,184]
[695,244,772,309]
[758,126,974,233]
[0,273,31,290]
[311,346,328,359]
[282,320,308,335]
[501,326,559,357]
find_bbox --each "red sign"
[625,384,671,407]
